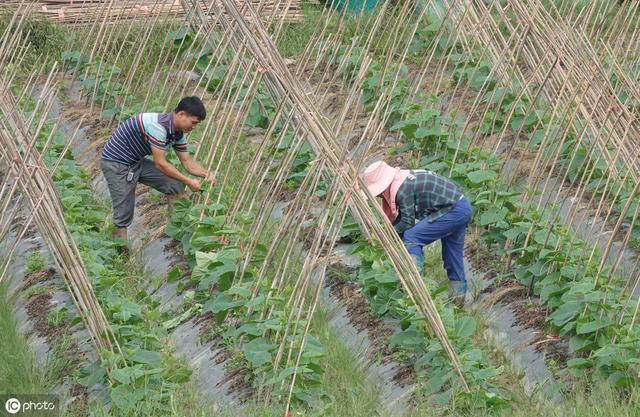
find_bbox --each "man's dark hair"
[175,96,206,120]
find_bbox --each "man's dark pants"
[101,158,184,228]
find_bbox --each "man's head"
[173,96,206,133]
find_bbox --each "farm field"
[0,1,639,416]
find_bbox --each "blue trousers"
[403,197,472,282]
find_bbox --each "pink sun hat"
[363,161,397,196]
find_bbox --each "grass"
[274,2,414,60]
[0,283,56,395]
[26,285,50,298]
[312,308,381,417]
[25,251,46,274]
[0,12,68,77]
[405,384,640,417]
[497,383,640,417]
[276,3,324,58]
[46,307,68,327]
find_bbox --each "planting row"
[316,31,640,387]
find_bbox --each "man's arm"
[176,151,215,182]
[150,146,200,192]
[394,184,416,236]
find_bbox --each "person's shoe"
[449,280,467,308]
[112,226,129,259]
[410,254,424,275]
[116,244,130,259]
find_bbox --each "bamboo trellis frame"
[2,0,639,412]
[0,70,123,364]
[0,0,303,25]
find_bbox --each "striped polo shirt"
[102,113,188,165]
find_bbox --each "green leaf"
[245,295,267,309]
[164,367,193,384]
[293,388,314,403]
[569,335,594,353]
[203,293,246,315]
[301,335,324,360]
[529,129,547,147]
[576,319,610,335]
[534,229,558,247]
[110,384,145,411]
[478,207,508,226]
[246,101,269,128]
[374,269,397,283]
[527,261,547,277]
[608,372,634,388]
[110,366,146,385]
[567,358,592,369]
[167,266,181,283]
[101,107,120,119]
[415,351,437,368]
[390,329,425,348]
[415,126,447,139]
[191,249,241,290]
[224,285,252,298]
[548,301,582,327]
[99,276,118,287]
[454,316,476,340]
[207,203,225,211]
[473,366,501,380]
[424,368,452,395]
[592,344,619,364]
[390,120,419,138]
[129,349,161,368]
[235,322,261,337]
[162,305,199,330]
[197,263,236,291]
[243,337,276,368]
[502,227,524,240]
[540,284,563,304]
[266,365,317,385]
[466,169,497,184]
[77,361,105,387]
[111,297,142,323]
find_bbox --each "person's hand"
[188,178,201,192]
[203,172,216,186]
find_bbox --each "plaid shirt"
[393,170,464,235]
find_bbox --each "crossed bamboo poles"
[0,33,124,371]
[1,0,639,411]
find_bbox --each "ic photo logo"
[1,395,59,416]
[4,398,20,414]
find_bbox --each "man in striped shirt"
[101,96,214,241]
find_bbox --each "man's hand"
[187,178,201,192]
[203,171,216,186]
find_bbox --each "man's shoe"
[449,280,467,308]
[116,244,130,259]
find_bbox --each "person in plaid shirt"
[363,161,473,303]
